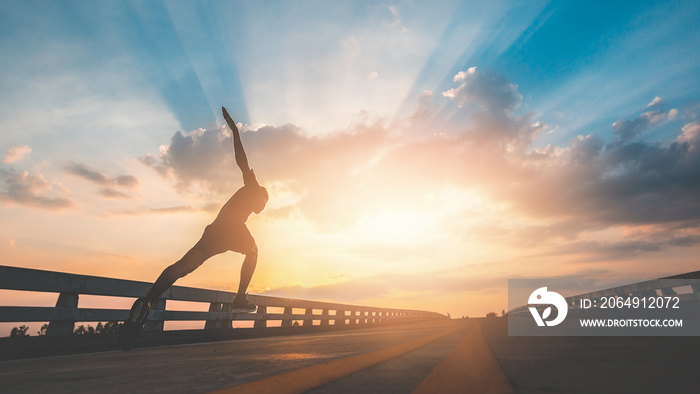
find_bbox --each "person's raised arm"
[223,107,257,185]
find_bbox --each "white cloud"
[2,145,32,163]
[388,5,407,32]
[677,121,700,145]
[611,97,674,142]
[668,108,678,121]
[452,66,477,83]
[442,67,522,113]
[647,96,663,108]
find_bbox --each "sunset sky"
[2,0,700,325]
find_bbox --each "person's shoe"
[231,296,257,313]
[118,298,151,351]
[127,297,151,325]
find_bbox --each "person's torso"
[212,185,257,224]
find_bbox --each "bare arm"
[223,106,251,175]
[223,107,258,186]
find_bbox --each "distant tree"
[72,321,121,335]
[292,321,300,326]
[97,321,120,334]
[37,323,49,336]
[486,312,497,318]
[10,325,29,337]
[10,321,121,337]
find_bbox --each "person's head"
[254,186,268,214]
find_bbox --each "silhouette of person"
[122,107,268,336]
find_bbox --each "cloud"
[104,204,219,218]
[668,108,678,121]
[0,169,74,210]
[140,125,239,195]
[65,161,140,195]
[611,97,676,142]
[408,90,436,124]
[487,120,700,232]
[441,66,543,151]
[140,68,700,260]
[540,232,700,262]
[440,71,700,233]
[677,121,700,145]
[98,188,131,199]
[2,145,32,163]
[388,5,408,32]
[442,66,522,113]
[142,121,393,227]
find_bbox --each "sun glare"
[354,209,436,245]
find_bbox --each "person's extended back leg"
[119,248,206,350]
[145,248,205,302]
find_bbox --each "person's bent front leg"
[236,245,257,298]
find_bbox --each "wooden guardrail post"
[303,308,313,327]
[221,303,233,328]
[335,309,345,326]
[204,301,232,330]
[281,307,293,327]
[321,309,329,326]
[254,305,267,328]
[204,302,222,330]
[144,298,166,332]
[46,292,78,336]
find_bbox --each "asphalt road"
[479,317,700,393]
[3,317,698,393]
[0,319,472,393]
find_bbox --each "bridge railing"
[508,271,700,315]
[0,265,445,337]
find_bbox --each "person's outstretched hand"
[222,106,238,131]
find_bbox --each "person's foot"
[127,297,151,325]
[231,296,256,313]
[118,298,151,351]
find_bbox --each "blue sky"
[4,0,698,143]
[2,0,700,322]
